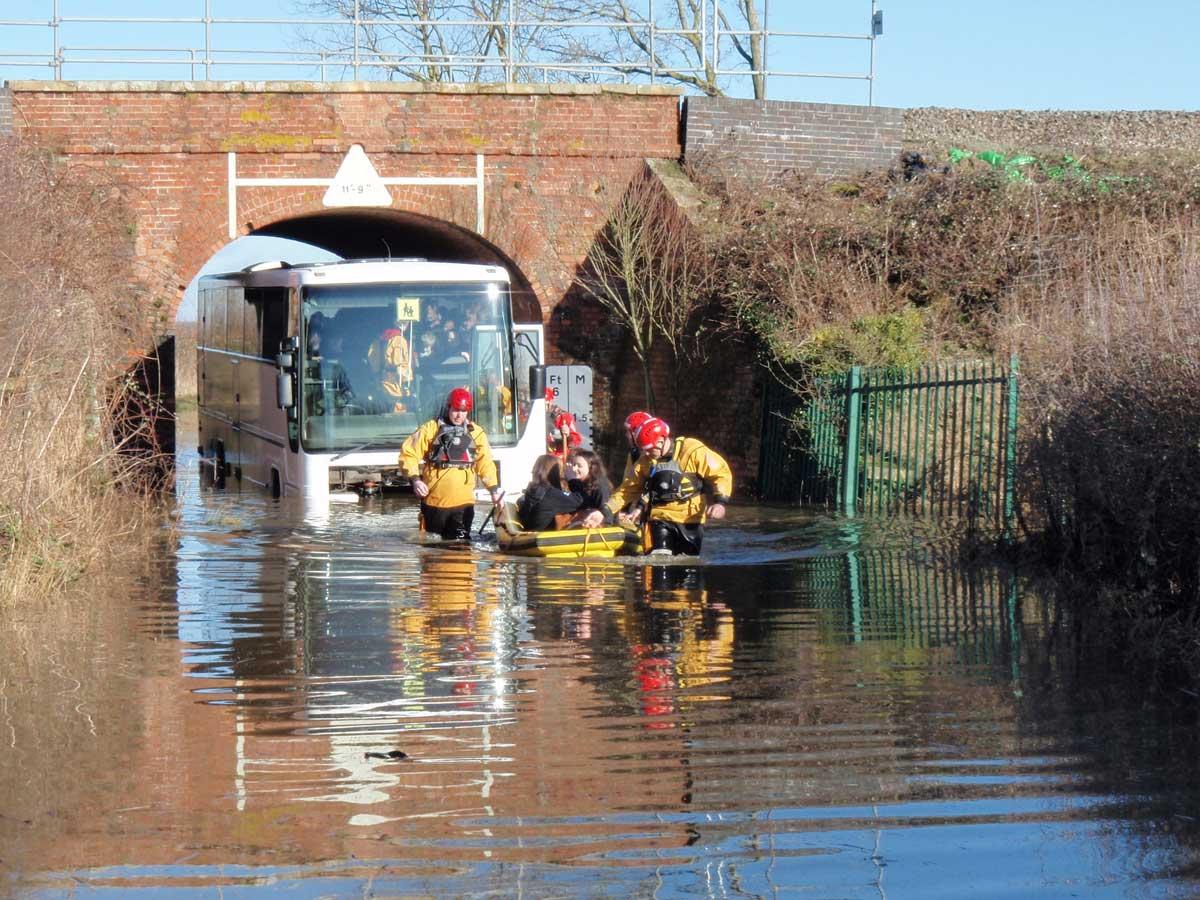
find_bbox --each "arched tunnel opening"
[165,207,547,487]
[249,208,541,322]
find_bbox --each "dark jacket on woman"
[568,475,614,524]
[517,483,583,531]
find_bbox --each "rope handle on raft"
[580,527,618,555]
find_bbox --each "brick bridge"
[1,80,903,482]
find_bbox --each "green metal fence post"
[842,366,863,515]
[1003,353,1020,543]
[846,550,863,643]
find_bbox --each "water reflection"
[2,437,1199,895]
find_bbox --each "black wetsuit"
[517,484,583,531]
[568,475,614,524]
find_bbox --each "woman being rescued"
[516,452,610,532]
[399,387,502,541]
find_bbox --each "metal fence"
[0,1,882,103]
[803,548,1021,668]
[760,357,1019,532]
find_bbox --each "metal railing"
[804,548,1020,660]
[0,1,882,103]
[760,357,1019,534]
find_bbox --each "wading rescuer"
[608,417,733,556]
[622,410,654,483]
[400,387,502,541]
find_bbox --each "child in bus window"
[442,315,463,360]
[416,302,445,361]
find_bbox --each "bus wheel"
[270,469,282,499]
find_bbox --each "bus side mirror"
[529,365,545,399]
[276,370,294,409]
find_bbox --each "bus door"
[513,323,544,434]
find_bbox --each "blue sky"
[868,1,1200,111]
[3,1,1197,110]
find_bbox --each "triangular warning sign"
[323,144,393,207]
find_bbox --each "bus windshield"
[299,281,517,452]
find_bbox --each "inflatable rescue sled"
[495,502,642,558]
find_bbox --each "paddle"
[477,490,505,537]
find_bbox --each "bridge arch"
[242,208,541,323]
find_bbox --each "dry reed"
[0,139,166,604]
[692,159,1200,660]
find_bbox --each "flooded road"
[4,436,1200,896]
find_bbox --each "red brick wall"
[7,82,682,335]
[10,83,788,486]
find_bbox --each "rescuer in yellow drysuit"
[400,387,501,541]
[607,417,733,556]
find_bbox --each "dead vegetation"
[580,170,717,408]
[0,138,167,604]
[681,154,1200,668]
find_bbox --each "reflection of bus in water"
[197,259,546,503]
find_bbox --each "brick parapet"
[8,86,681,158]
[7,80,681,96]
[0,85,11,136]
[683,95,904,177]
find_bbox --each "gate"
[759,357,1018,533]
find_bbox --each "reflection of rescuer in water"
[399,387,502,541]
[608,417,733,556]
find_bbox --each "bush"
[693,152,1200,669]
[0,139,162,603]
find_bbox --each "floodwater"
[4,431,1200,897]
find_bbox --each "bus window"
[248,287,288,359]
[513,324,543,432]
[227,287,246,355]
[241,287,261,359]
[297,281,515,452]
[199,288,210,341]
[209,288,226,351]
[471,326,515,440]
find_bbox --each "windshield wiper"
[331,437,407,461]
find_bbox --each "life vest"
[647,439,704,505]
[369,329,413,388]
[427,421,476,468]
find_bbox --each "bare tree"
[580,170,714,408]
[291,0,767,96]
[293,0,589,83]
[560,0,765,98]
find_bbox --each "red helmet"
[624,410,653,433]
[447,387,473,412]
[636,417,670,451]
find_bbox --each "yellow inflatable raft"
[495,504,641,558]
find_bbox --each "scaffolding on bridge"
[0,0,883,104]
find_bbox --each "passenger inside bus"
[415,302,446,361]
[305,324,354,416]
[369,315,415,413]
